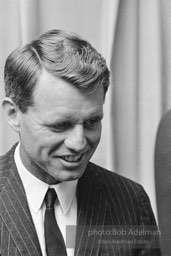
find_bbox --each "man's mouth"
[59,154,83,163]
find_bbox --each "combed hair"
[4,29,110,112]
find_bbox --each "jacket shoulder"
[0,144,17,174]
[88,161,143,193]
[87,162,155,225]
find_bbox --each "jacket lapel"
[74,163,107,256]
[0,146,42,256]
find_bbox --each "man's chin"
[50,168,85,183]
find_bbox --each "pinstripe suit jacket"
[0,145,161,256]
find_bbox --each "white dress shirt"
[14,144,77,256]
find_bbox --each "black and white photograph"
[0,0,169,255]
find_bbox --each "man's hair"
[4,29,110,112]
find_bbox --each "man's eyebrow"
[87,111,104,119]
[45,116,77,126]
[45,111,104,125]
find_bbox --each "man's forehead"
[54,105,103,117]
[33,70,104,109]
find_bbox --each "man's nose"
[64,125,87,152]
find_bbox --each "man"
[0,29,161,256]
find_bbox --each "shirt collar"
[14,143,78,214]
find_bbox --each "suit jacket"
[0,144,161,256]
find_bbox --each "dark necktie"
[44,188,67,256]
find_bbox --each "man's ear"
[2,97,21,132]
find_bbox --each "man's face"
[18,70,104,184]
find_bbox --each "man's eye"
[50,122,72,131]
[84,119,101,129]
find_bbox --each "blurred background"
[0,0,170,224]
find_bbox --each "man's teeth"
[60,155,82,162]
